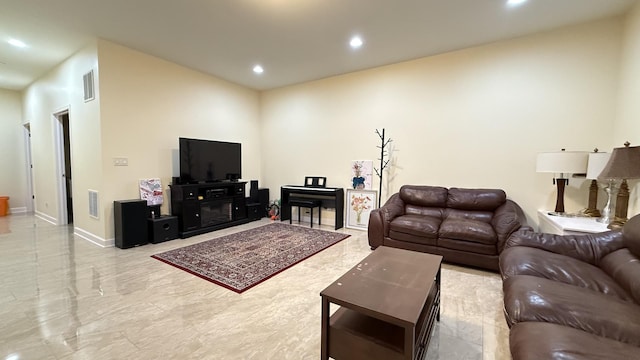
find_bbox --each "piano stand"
[281,185,345,230]
[289,198,321,228]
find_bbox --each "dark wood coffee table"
[320,246,442,360]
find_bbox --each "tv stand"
[170,182,249,238]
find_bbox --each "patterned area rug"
[151,222,350,293]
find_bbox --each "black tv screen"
[179,138,241,183]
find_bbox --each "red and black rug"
[151,222,350,293]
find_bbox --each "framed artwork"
[139,178,164,205]
[351,160,373,190]
[346,189,378,230]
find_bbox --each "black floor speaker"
[258,188,269,218]
[114,199,148,249]
[249,180,259,202]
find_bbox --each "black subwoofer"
[148,216,179,244]
[114,200,148,249]
[247,203,262,221]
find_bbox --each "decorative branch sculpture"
[374,128,392,207]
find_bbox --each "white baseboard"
[74,227,114,248]
[9,207,27,214]
[35,211,57,225]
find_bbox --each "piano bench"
[289,198,321,228]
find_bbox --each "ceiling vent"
[83,70,95,102]
[88,190,99,219]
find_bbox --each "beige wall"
[261,19,624,226]
[22,41,103,235]
[13,13,638,242]
[616,3,640,216]
[97,40,261,241]
[0,89,27,213]
[19,39,261,244]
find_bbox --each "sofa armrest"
[367,193,404,249]
[504,230,624,266]
[492,199,529,253]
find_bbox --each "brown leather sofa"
[500,214,640,359]
[368,185,528,271]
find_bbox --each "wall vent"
[88,190,99,219]
[83,70,95,102]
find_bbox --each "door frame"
[53,108,71,225]
[23,123,35,213]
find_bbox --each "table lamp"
[584,150,610,218]
[598,142,640,230]
[536,149,588,215]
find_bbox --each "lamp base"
[609,179,631,231]
[584,179,601,217]
[553,178,568,213]
[583,209,601,217]
[597,180,617,225]
[608,217,627,231]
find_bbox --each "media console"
[170,181,249,238]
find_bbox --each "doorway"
[54,110,73,225]
[23,124,35,213]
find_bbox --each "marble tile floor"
[0,214,511,360]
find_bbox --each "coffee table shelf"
[329,308,405,358]
[321,246,442,360]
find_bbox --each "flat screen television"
[179,137,241,183]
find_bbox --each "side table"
[537,210,610,235]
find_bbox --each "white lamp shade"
[536,151,588,174]
[586,152,611,179]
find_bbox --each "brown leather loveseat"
[500,214,640,359]
[368,185,528,271]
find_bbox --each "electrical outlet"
[113,157,128,166]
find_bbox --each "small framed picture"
[346,189,378,230]
[139,178,164,205]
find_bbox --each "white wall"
[261,18,624,226]
[97,40,261,241]
[22,41,103,235]
[0,89,27,213]
[616,2,640,217]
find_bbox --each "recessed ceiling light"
[349,36,363,49]
[507,0,527,6]
[8,38,27,48]
[253,65,264,74]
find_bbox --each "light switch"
[113,157,128,166]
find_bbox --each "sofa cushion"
[399,185,447,207]
[447,188,506,211]
[389,214,440,237]
[600,248,640,305]
[437,238,496,255]
[503,275,640,346]
[404,205,443,219]
[623,214,640,258]
[500,246,633,302]
[388,231,437,246]
[444,208,493,223]
[503,230,625,266]
[439,218,496,245]
[510,322,640,360]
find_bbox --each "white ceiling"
[0,0,638,91]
